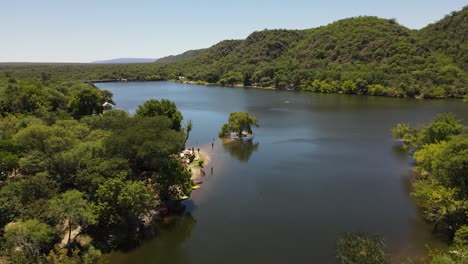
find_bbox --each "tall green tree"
[4,219,56,263]
[95,178,155,225]
[68,88,104,118]
[49,190,96,250]
[420,113,463,145]
[411,179,460,232]
[135,99,183,131]
[153,157,192,200]
[218,112,259,138]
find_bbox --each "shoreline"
[92,79,466,100]
[188,149,211,180]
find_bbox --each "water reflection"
[110,212,196,264]
[221,138,259,162]
[391,143,410,162]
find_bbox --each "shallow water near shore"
[96,81,467,264]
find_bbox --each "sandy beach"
[188,149,211,180]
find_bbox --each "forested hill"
[155,49,205,63]
[1,6,467,99]
[418,6,468,71]
[157,10,467,98]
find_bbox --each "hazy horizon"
[1,0,466,63]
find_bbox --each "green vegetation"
[418,8,468,72]
[4,219,56,263]
[1,6,467,99]
[393,113,468,263]
[0,77,193,263]
[135,99,183,131]
[218,112,259,138]
[336,233,388,264]
[168,11,467,98]
[0,5,466,263]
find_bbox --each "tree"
[68,88,104,118]
[153,157,192,200]
[99,89,114,105]
[14,123,52,152]
[103,116,185,173]
[454,226,468,246]
[4,219,56,263]
[218,112,259,138]
[47,243,104,264]
[411,179,460,232]
[368,84,385,96]
[75,157,131,195]
[336,233,388,264]
[184,120,193,146]
[392,123,420,149]
[420,113,463,145]
[0,181,23,230]
[94,178,155,225]
[135,99,183,131]
[16,173,59,221]
[49,190,96,251]
[0,138,21,179]
[18,150,48,175]
[0,151,18,180]
[341,80,357,94]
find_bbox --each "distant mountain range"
[91,52,206,64]
[92,58,157,64]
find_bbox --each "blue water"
[96,81,467,264]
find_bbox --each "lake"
[95,81,467,264]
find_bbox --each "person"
[211,141,214,149]
[211,167,213,175]
[197,148,200,153]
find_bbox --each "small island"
[218,112,259,139]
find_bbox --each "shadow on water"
[109,206,197,264]
[392,171,450,263]
[391,143,409,162]
[221,138,259,162]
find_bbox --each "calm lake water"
[96,81,467,264]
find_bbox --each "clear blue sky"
[1,0,466,62]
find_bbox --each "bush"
[336,233,388,264]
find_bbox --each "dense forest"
[1,6,467,99]
[0,77,193,263]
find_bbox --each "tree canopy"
[393,113,468,261]
[135,99,183,131]
[0,86,192,263]
[218,112,259,138]
[4,219,56,263]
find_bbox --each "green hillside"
[158,14,467,98]
[418,6,468,71]
[155,49,205,63]
[1,6,466,99]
